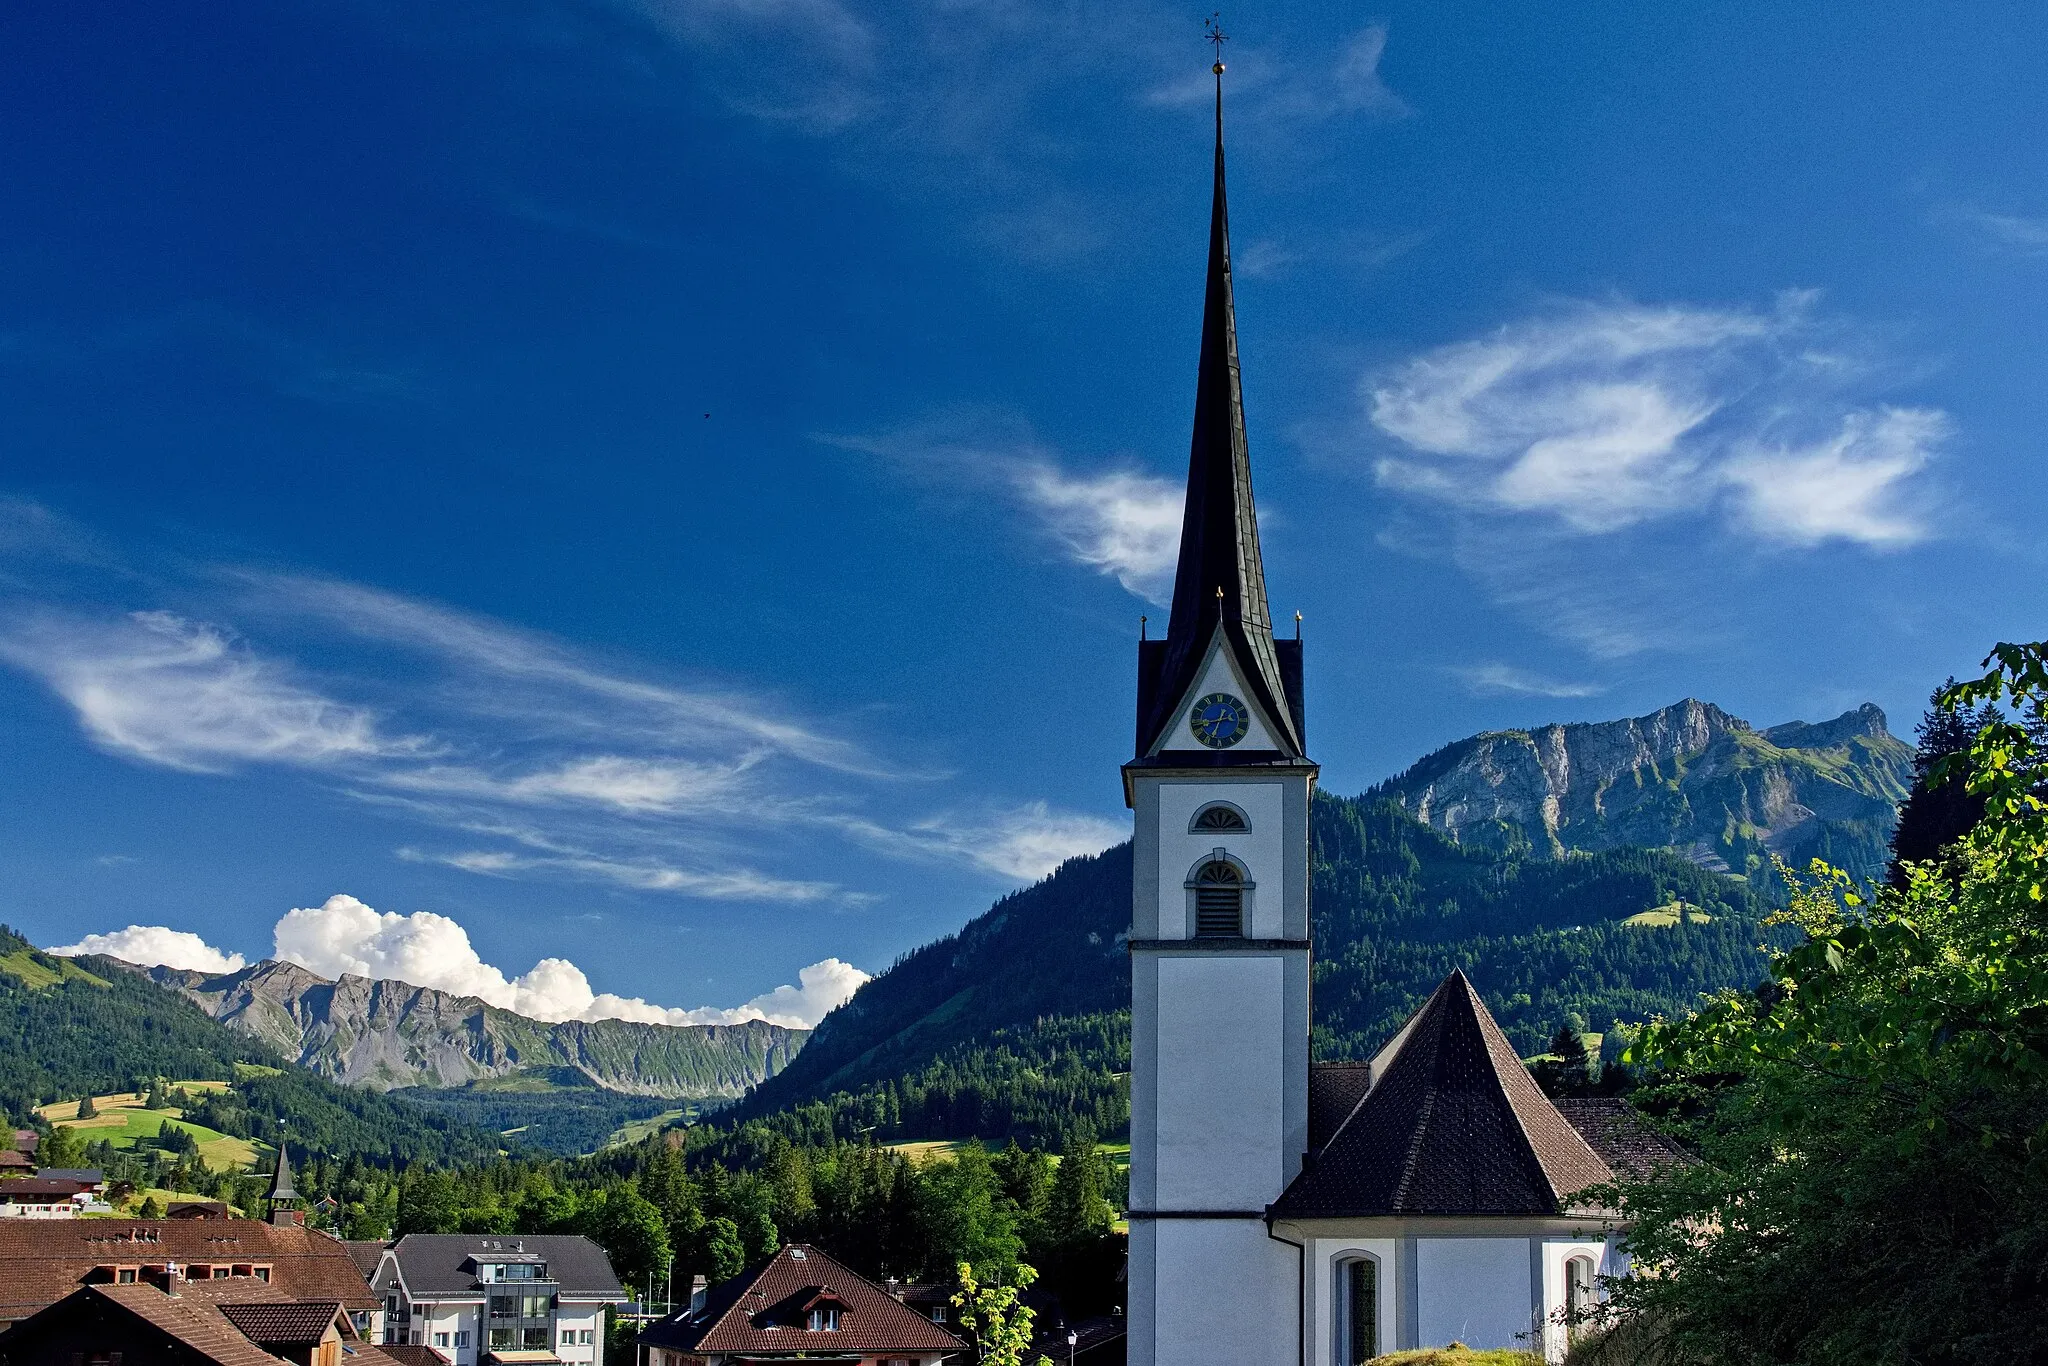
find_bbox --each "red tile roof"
[0,1219,376,1324]
[642,1246,967,1357]
[16,1284,293,1366]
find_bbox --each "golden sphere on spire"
[1213,61,1226,74]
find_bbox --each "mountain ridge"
[121,957,807,1100]
[1368,699,1911,885]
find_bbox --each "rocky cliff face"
[1372,699,1913,883]
[135,959,806,1097]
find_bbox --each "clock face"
[1189,692,1251,749]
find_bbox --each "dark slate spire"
[1137,59,1303,758]
[267,1143,302,1225]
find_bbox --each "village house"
[350,1236,625,1366]
[638,1245,967,1366]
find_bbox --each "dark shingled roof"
[387,1236,624,1300]
[1133,67,1302,762]
[1274,971,1613,1218]
[1552,1098,1693,1182]
[369,1344,450,1366]
[216,1300,345,1346]
[641,1245,968,1358]
[1307,1063,1373,1154]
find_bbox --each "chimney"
[887,1277,904,1302]
[689,1275,708,1316]
[163,1262,181,1298]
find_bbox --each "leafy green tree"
[136,1195,165,1219]
[915,1145,1021,1280]
[39,1123,86,1170]
[1887,680,1995,888]
[699,1216,747,1283]
[145,1079,172,1111]
[950,1262,1051,1366]
[398,1169,465,1235]
[1601,641,2048,1365]
[580,1186,672,1291]
[75,1094,97,1120]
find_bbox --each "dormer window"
[807,1308,840,1332]
[1191,803,1248,832]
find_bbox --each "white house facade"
[358,1235,626,1366]
[1124,63,1682,1366]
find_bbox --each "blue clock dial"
[1189,692,1250,749]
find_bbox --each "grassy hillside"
[38,1087,260,1169]
[728,792,1783,1145]
[0,925,504,1166]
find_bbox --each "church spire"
[1137,41,1303,759]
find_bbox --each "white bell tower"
[1124,48,1314,1366]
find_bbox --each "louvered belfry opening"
[1195,860,1244,937]
[1192,803,1247,831]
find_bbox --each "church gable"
[1155,627,1285,753]
[1273,970,1613,1219]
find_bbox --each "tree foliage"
[1602,641,2048,1366]
[951,1262,1052,1366]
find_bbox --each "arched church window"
[1340,1257,1377,1365]
[1190,803,1248,832]
[1565,1255,1597,1319]
[1194,861,1243,937]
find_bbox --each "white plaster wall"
[1416,1239,1535,1352]
[1148,1219,1298,1366]
[1156,956,1283,1208]
[557,1306,603,1363]
[1155,781,1286,939]
[1158,637,1281,753]
[1538,1238,1610,1363]
[1306,1238,1399,1366]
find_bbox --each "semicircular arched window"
[1191,803,1248,832]
[1194,861,1244,938]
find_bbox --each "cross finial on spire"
[1205,12,1228,72]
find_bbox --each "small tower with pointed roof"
[266,1143,303,1227]
[1124,30,1315,1366]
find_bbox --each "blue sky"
[3,0,2044,1022]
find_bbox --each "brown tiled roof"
[52,1284,292,1366]
[217,1300,346,1346]
[368,1344,449,1366]
[1273,970,1614,1219]
[0,1219,377,1324]
[0,1178,88,1195]
[0,1150,31,1168]
[343,1241,391,1281]
[642,1246,968,1357]
[1553,1098,1693,1182]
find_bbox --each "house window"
[929,1307,947,1323]
[455,1332,471,1348]
[435,1334,450,1348]
[807,1308,840,1332]
[1194,861,1244,937]
[1191,803,1247,832]
[1339,1258,1377,1366]
[1566,1255,1598,1317]
[522,1328,551,1351]
[117,1269,137,1284]
[580,1331,593,1345]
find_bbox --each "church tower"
[1124,52,1314,1366]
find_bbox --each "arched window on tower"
[1190,802,1248,832]
[1194,861,1244,937]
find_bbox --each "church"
[1123,60,1676,1366]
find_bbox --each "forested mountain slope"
[1370,699,1911,887]
[729,792,1780,1144]
[136,957,805,1097]
[0,926,503,1165]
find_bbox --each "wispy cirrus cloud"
[831,413,1184,603]
[1938,202,2048,255]
[0,513,1122,906]
[1367,296,1945,547]
[1451,662,1606,699]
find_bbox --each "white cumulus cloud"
[51,925,246,974]
[269,893,863,1028]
